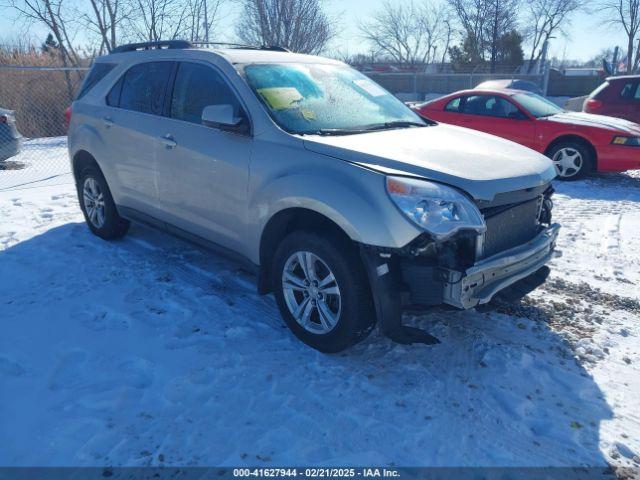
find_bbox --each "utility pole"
[204,1,210,43]
[540,37,555,97]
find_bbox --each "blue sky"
[0,0,626,62]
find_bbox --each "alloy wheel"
[83,177,106,228]
[281,251,342,334]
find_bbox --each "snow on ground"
[0,137,72,192]
[0,140,639,469]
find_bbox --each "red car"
[584,75,640,123]
[416,89,640,180]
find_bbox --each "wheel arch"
[257,207,356,295]
[72,150,103,183]
[544,134,598,170]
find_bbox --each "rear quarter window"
[76,63,116,99]
[589,81,609,99]
[445,97,462,112]
[106,77,123,107]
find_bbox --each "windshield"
[513,92,564,118]
[241,63,425,135]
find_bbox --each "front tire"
[272,231,375,353]
[78,165,129,240]
[547,141,594,180]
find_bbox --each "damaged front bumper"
[441,223,560,309]
[360,223,560,344]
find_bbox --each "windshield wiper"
[297,121,428,137]
[299,128,370,136]
[362,121,428,131]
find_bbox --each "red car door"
[424,96,469,127]
[456,94,537,149]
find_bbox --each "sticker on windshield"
[354,79,386,97]
[257,87,303,110]
[300,108,316,121]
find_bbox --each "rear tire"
[547,140,594,180]
[78,165,129,240]
[272,231,375,353]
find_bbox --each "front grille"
[481,198,541,258]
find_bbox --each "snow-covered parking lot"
[0,140,639,470]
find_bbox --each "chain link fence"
[365,72,546,101]
[0,66,87,191]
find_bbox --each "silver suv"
[68,41,559,352]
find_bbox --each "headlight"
[612,136,640,146]
[386,176,486,240]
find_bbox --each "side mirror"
[202,105,249,134]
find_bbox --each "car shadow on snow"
[0,222,616,471]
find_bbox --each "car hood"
[544,111,640,134]
[302,124,556,201]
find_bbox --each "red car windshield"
[513,93,564,118]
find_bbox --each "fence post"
[543,61,551,96]
[470,65,479,89]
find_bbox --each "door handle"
[160,134,177,149]
[102,116,114,128]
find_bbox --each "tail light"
[585,99,603,111]
[64,106,72,130]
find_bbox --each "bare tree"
[448,0,520,72]
[484,0,520,71]
[83,0,131,53]
[4,0,80,66]
[440,17,453,67]
[448,0,489,60]
[235,0,334,54]
[599,0,640,72]
[524,0,581,73]
[81,0,224,51]
[185,0,224,42]
[129,0,190,41]
[3,0,83,100]
[359,0,452,66]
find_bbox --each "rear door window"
[620,82,635,98]
[119,62,174,115]
[76,62,116,99]
[618,81,640,100]
[169,62,243,124]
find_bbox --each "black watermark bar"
[0,467,633,480]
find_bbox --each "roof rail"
[111,40,192,53]
[191,41,291,53]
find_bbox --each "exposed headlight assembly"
[386,176,486,240]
